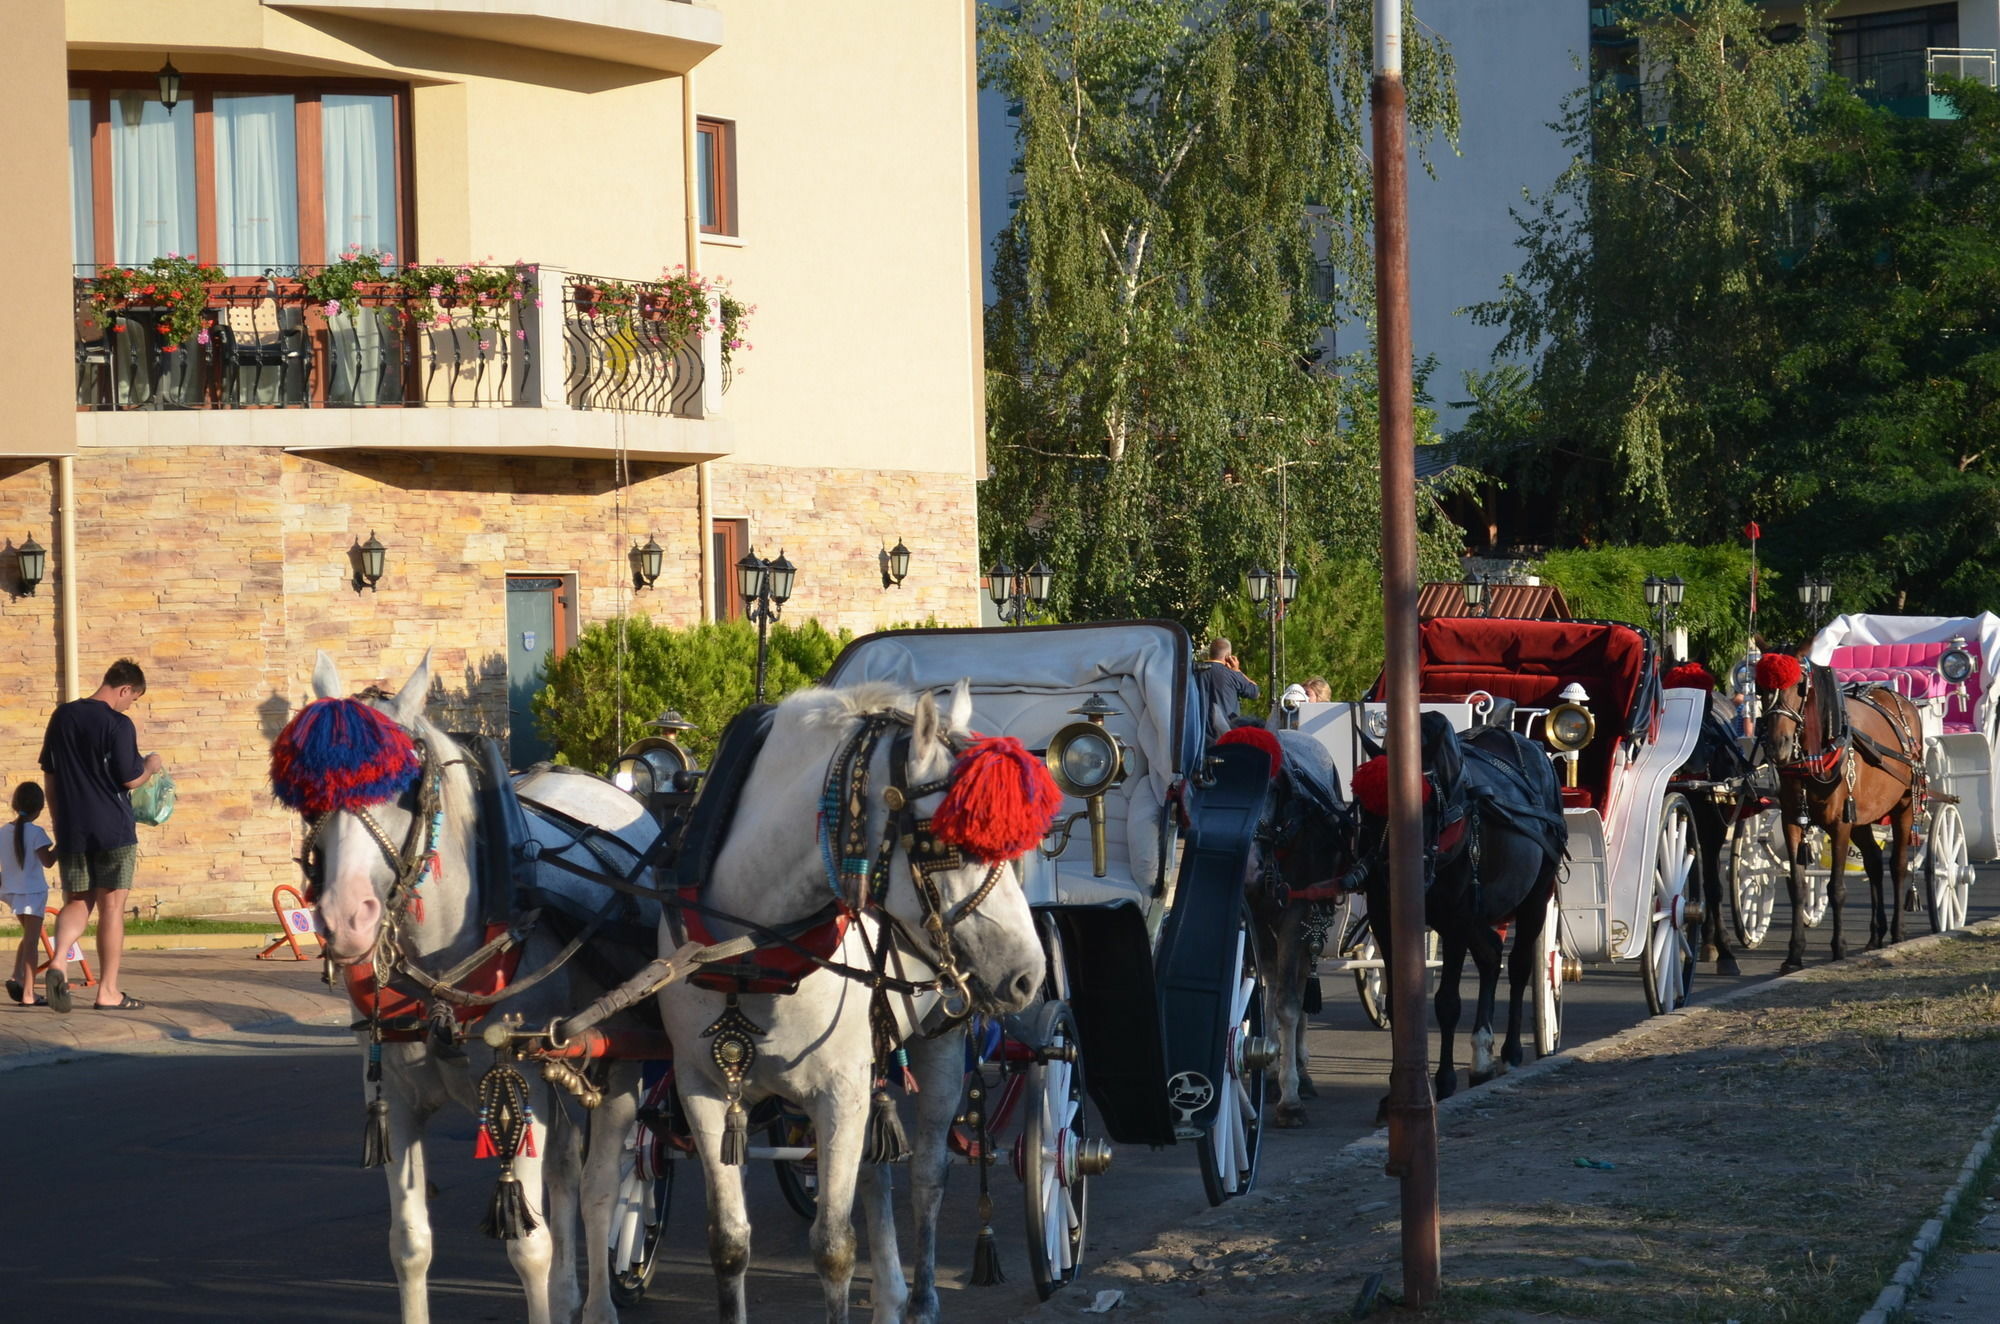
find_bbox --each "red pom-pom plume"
[271,697,421,815]
[1755,653,1804,693]
[1217,725,1283,778]
[931,736,1064,863]
[1350,755,1432,817]
[1663,662,1717,691]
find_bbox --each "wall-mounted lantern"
[17,535,45,596]
[352,531,387,593]
[630,535,664,591]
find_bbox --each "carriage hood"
[1809,612,2000,734]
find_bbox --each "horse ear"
[389,648,434,728]
[946,679,974,734]
[312,650,343,701]
[911,689,943,771]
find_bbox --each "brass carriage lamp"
[1941,635,1975,692]
[882,538,911,590]
[629,535,664,592]
[16,535,45,596]
[1044,693,1126,877]
[352,531,387,593]
[1544,681,1596,788]
[157,59,182,115]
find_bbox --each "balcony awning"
[266,0,723,75]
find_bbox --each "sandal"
[45,968,70,1014]
[4,979,20,1005]
[92,994,144,1011]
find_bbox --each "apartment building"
[0,0,986,914]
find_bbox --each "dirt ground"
[1030,927,2000,1324]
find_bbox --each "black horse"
[1346,711,1567,1102]
[1667,669,1753,977]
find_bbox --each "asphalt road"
[1,874,1990,1323]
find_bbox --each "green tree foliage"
[1470,0,1830,542]
[1533,543,1765,673]
[980,0,1466,629]
[531,617,852,770]
[1207,554,1386,710]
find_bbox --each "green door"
[506,576,566,767]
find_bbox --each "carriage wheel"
[1926,802,1973,934]
[1532,890,1565,1058]
[1347,911,1390,1031]
[1198,911,1267,1206]
[1019,1000,1095,1299]
[1727,807,1782,949]
[608,1135,675,1306]
[1644,794,1700,1016]
[769,1108,820,1221]
[1796,827,1833,928]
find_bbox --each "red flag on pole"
[1745,522,1761,540]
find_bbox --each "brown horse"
[1755,653,1923,973]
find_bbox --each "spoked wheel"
[1531,890,1567,1058]
[1796,827,1833,928]
[608,1130,675,1307]
[1016,1000,1100,1299]
[1727,806,1784,949]
[1346,901,1439,1031]
[1644,793,1700,1015]
[1925,802,1973,934]
[769,1108,819,1221]
[1198,911,1269,1206]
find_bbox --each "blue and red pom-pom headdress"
[271,698,422,815]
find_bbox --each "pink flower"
[534,298,544,309]
[196,329,210,345]
[434,315,451,329]
[382,252,395,263]
[455,271,471,284]
[428,284,444,298]
[324,301,342,316]
[478,339,490,352]
[515,329,527,341]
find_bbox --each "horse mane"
[788,681,924,730]
[390,705,477,828]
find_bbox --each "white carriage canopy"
[1808,613,2000,734]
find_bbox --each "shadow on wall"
[302,449,691,499]
[253,652,510,746]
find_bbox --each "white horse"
[659,681,1047,1322]
[300,649,655,1324]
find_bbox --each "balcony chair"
[215,286,309,407]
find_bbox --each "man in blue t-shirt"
[38,658,165,1013]
[1198,637,1261,740]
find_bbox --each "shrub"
[532,616,853,770]
[1533,543,1763,676]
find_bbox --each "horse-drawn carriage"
[1295,616,1708,1049]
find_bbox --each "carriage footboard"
[1048,903,1175,1146]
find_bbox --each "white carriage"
[1803,613,1990,932]
[1294,616,1709,1046]
[824,620,1279,1295]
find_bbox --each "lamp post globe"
[16,535,45,596]
[766,551,796,606]
[1026,559,1054,607]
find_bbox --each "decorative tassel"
[970,1197,1005,1286]
[480,1168,539,1241]
[474,1123,499,1160]
[1302,976,1323,1015]
[361,1096,391,1169]
[1216,725,1283,778]
[721,1098,748,1166]
[864,1084,910,1164]
[931,736,1064,862]
[895,1046,920,1095]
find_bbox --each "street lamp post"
[1644,574,1687,661]
[1797,574,1834,633]
[988,559,1053,625]
[1461,573,1489,618]
[737,548,796,703]
[1246,563,1301,700]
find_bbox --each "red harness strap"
[678,887,852,995]
[344,922,524,1040]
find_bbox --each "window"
[68,76,407,270]
[1830,5,1959,107]
[712,518,747,621]
[696,117,736,235]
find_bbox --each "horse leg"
[901,1028,963,1324]
[500,1080,560,1324]
[1890,802,1914,946]
[1779,814,1807,974]
[1698,801,1739,975]
[1465,923,1505,1086]
[1367,882,1397,1123]
[805,1083,868,1322]
[579,1060,642,1324]
[1500,875,1551,1071]
[682,1087,754,1324]
[1432,927,1468,1102]
[1828,820,1851,963]
[377,1059,437,1324]
[1261,903,1309,1128]
[860,1161,907,1324]
[1855,824,1887,951]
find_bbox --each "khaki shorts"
[57,845,138,897]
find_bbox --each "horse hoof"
[1374,1096,1390,1127]
[1468,1068,1494,1087]
[1275,1102,1308,1129]
[1778,958,1804,975]
[1715,952,1741,977]
[1701,943,1720,963]
[1435,1073,1459,1101]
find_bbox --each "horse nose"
[1009,971,1039,1004]
[325,890,382,958]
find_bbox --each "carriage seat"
[1420,676,1609,811]
[1828,642,1980,732]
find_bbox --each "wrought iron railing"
[72,265,530,411]
[561,272,705,416]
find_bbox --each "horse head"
[278,649,473,965]
[1219,727,1354,902]
[1754,651,1813,767]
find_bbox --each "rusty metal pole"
[1372,0,1441,1306]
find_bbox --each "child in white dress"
[3,782,57,1005]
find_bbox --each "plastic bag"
[130,772,176,827]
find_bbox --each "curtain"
[111,91,195,265]
[68,93,94,267]
[322,94,397,258]
[213,93,299,271]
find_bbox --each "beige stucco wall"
[0,3,78,459]
[694,0,985,479]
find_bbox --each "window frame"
[696,116,737,236]
[67,72,412,270]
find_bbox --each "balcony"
[71,264,730,462]
[1832,47,1997,120]
[263,0,723,75]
